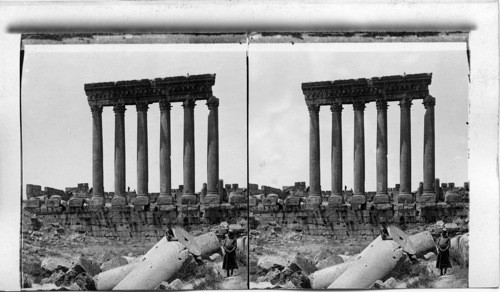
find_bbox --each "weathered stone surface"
[424,252,437,261]
[316,255,344,270]
[257,256,288,271]
[329,237,404,289]
[41,257,72,272]
[382,277,398,288]
[93,262,139,290]
[293,254,317,276]
[72,256,101,276]
[371,279,384,289]
[100,257,129,272]
[309,261,351,289]
[194,232,220,257]
[113,240,190,290]
[209,253,221,262]
[408,231,435,256]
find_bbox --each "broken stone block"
[194,232,220,257]
[42,270,66,286]
[100,257,129,272]
[371,280,384,289]
[166,279,184,290]
[209,253,221,261]
[382,277,398,289]
[289,271,311,288]
[445,191,462,203]
[293,254,317,276]
[75,273,96,290]
[257,256,287,271]
[41,257,73,273]
[316,255,344,270]
[424,252,437,261]
[72,256,101,277]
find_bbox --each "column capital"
[376,99,388,111]
[330,101,343,112]
[206,96,219,110]
[136,102,149,112]
[90,105,103,117]
[159,99,172,112]
[399,96,413,109]
[113,104,126,114]
[352,100,366,111]
[182,98,196,109]
[423,95,436,109]
[307,103,320,114]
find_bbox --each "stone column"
[420,96,436,203]
[374,99,389,204]
[330,101,343,206]
[135,102,149,206]
[182,98,196,204]
[308,103,321,205]
[158,100,173,205]
[398,97,413,203]
[112,104,127,206]
[352,101,366,204]
[205,97,220,204]
[90,105,104,207]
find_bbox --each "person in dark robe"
[436,228,452,275]
[221,230,238,277]
[380,222,392,240]
[165,223,176,242]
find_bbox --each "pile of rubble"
[24,227,247,290]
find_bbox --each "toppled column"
[408,231,435,256]
[94,261,139,290]
[113,240,190,290]
[309,261,352,289]
[328,238,404,289]
[194,232,220,257]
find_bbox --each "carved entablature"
[85,74,216,107]
[302,73,432,106]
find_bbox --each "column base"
[418,192,436,203]
[228,192,246,204]
[327,194,343,206]
[350,194,366,204]
[134,195,150,206]
[444,191,462,203]
[397,193,413,204]
[89,197,105,207]
[181,193,197,205]
[204,192,221,204]
[306,195,322,206]
[68,197,84,208]
[111,196,127,206]
[373,193,390,204]
[156,195,174,205]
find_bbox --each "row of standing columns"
[308,95,436,205]
[90,96,220,207]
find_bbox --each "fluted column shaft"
[113,104,126,205]
[206,97,220,202]
[353,101,365,202]
[375,99,389,203]
[136,102,149,200]
[91,105,104,206]
[182,99,196,203]
[399,97,412,203]
[330,102,343,204]
[422,96,436,202]
[158,100,172,204]
[308,104,321,201]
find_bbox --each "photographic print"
[248,35,470,289]
[20,35,248,290]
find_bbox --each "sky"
[22,45,247,196]
[249,43,469,192]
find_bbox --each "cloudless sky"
[249,44,469,192]
[22,45,247,196]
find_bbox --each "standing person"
[436,228,452,275]
[221,230,238,277]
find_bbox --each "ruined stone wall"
[251,201,468,239]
